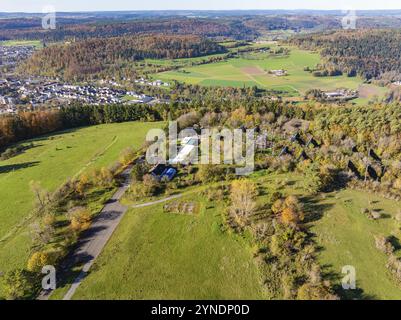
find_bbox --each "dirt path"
[131,194,183,208]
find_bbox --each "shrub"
[229,179,258,226]
[119,147,136,166]
[75,173,90,197]
[297,282,338,300]
[374,235,394,255]
[196,165,228,183]
[131,163,149,182]
[68,207,92,232]
[1,269,33,300]
[281,207,304,226]
[27,251,56,272]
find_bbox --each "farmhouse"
[149,164,177,181]
[323,89,358,101]
[269,69,287,76]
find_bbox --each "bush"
[196,165,230,183]
[119,147,136,166]
[91,167,114,187]
[68,207,92,232]
[131,163,149,182]
[297,282,338,300]
[27,251,57,272]
[374,235,394,255]
[1,269,33,300]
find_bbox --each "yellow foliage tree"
[230,179,258,225]
[27,251,54,272]
[68,207,92,232]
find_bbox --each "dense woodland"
[3,14,401,43]
[289,30,401,80]
[0,17,259,42]
[20,35,226,80]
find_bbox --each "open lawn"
[311,189,401,300]
[153,45,388,99]
[0,40,42,48]
[70,196,265,300]
[0,122,163,284]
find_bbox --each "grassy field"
[0,122,163,280]
[311,189,401,300]
[152,45,387,99]
[253,172,401,299]
[70,196,265,300]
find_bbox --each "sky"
[1,0,401,12]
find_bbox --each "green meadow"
[0,122,162,281]
[62,169,401,300]
[0,40,43,48]
[312,189,401,300]
[70,196,265,300]
[153,45,387,99]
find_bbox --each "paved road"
[38,166,133,300]
[38,167,183,300]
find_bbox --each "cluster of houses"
[0,45,35,72]
[0,76,165,113]
[277,130,385,182]
[17,82,127,105]
[134,78,170,87]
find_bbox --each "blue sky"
[1,0,401,12]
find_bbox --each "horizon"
[2,0,401,13]
[2,8,401,14]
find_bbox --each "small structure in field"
[269,69,287,77]
[323,89,358,101]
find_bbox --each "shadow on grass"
[0,161,40,174]
[300,191,381,300]
[302,195,335,223]
[318,264,377,300]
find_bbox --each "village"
[0,77,170,114]
[0,43,171,114]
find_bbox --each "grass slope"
[312,189,401,300]
[0,122,163,277]
[0,40,42,48]
[71,197,265,300]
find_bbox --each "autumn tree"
[229,179,258,226]
[1,269,33,300]
[68,207,92,232]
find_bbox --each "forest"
[20,34,226,80]
[289,30,401,80]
